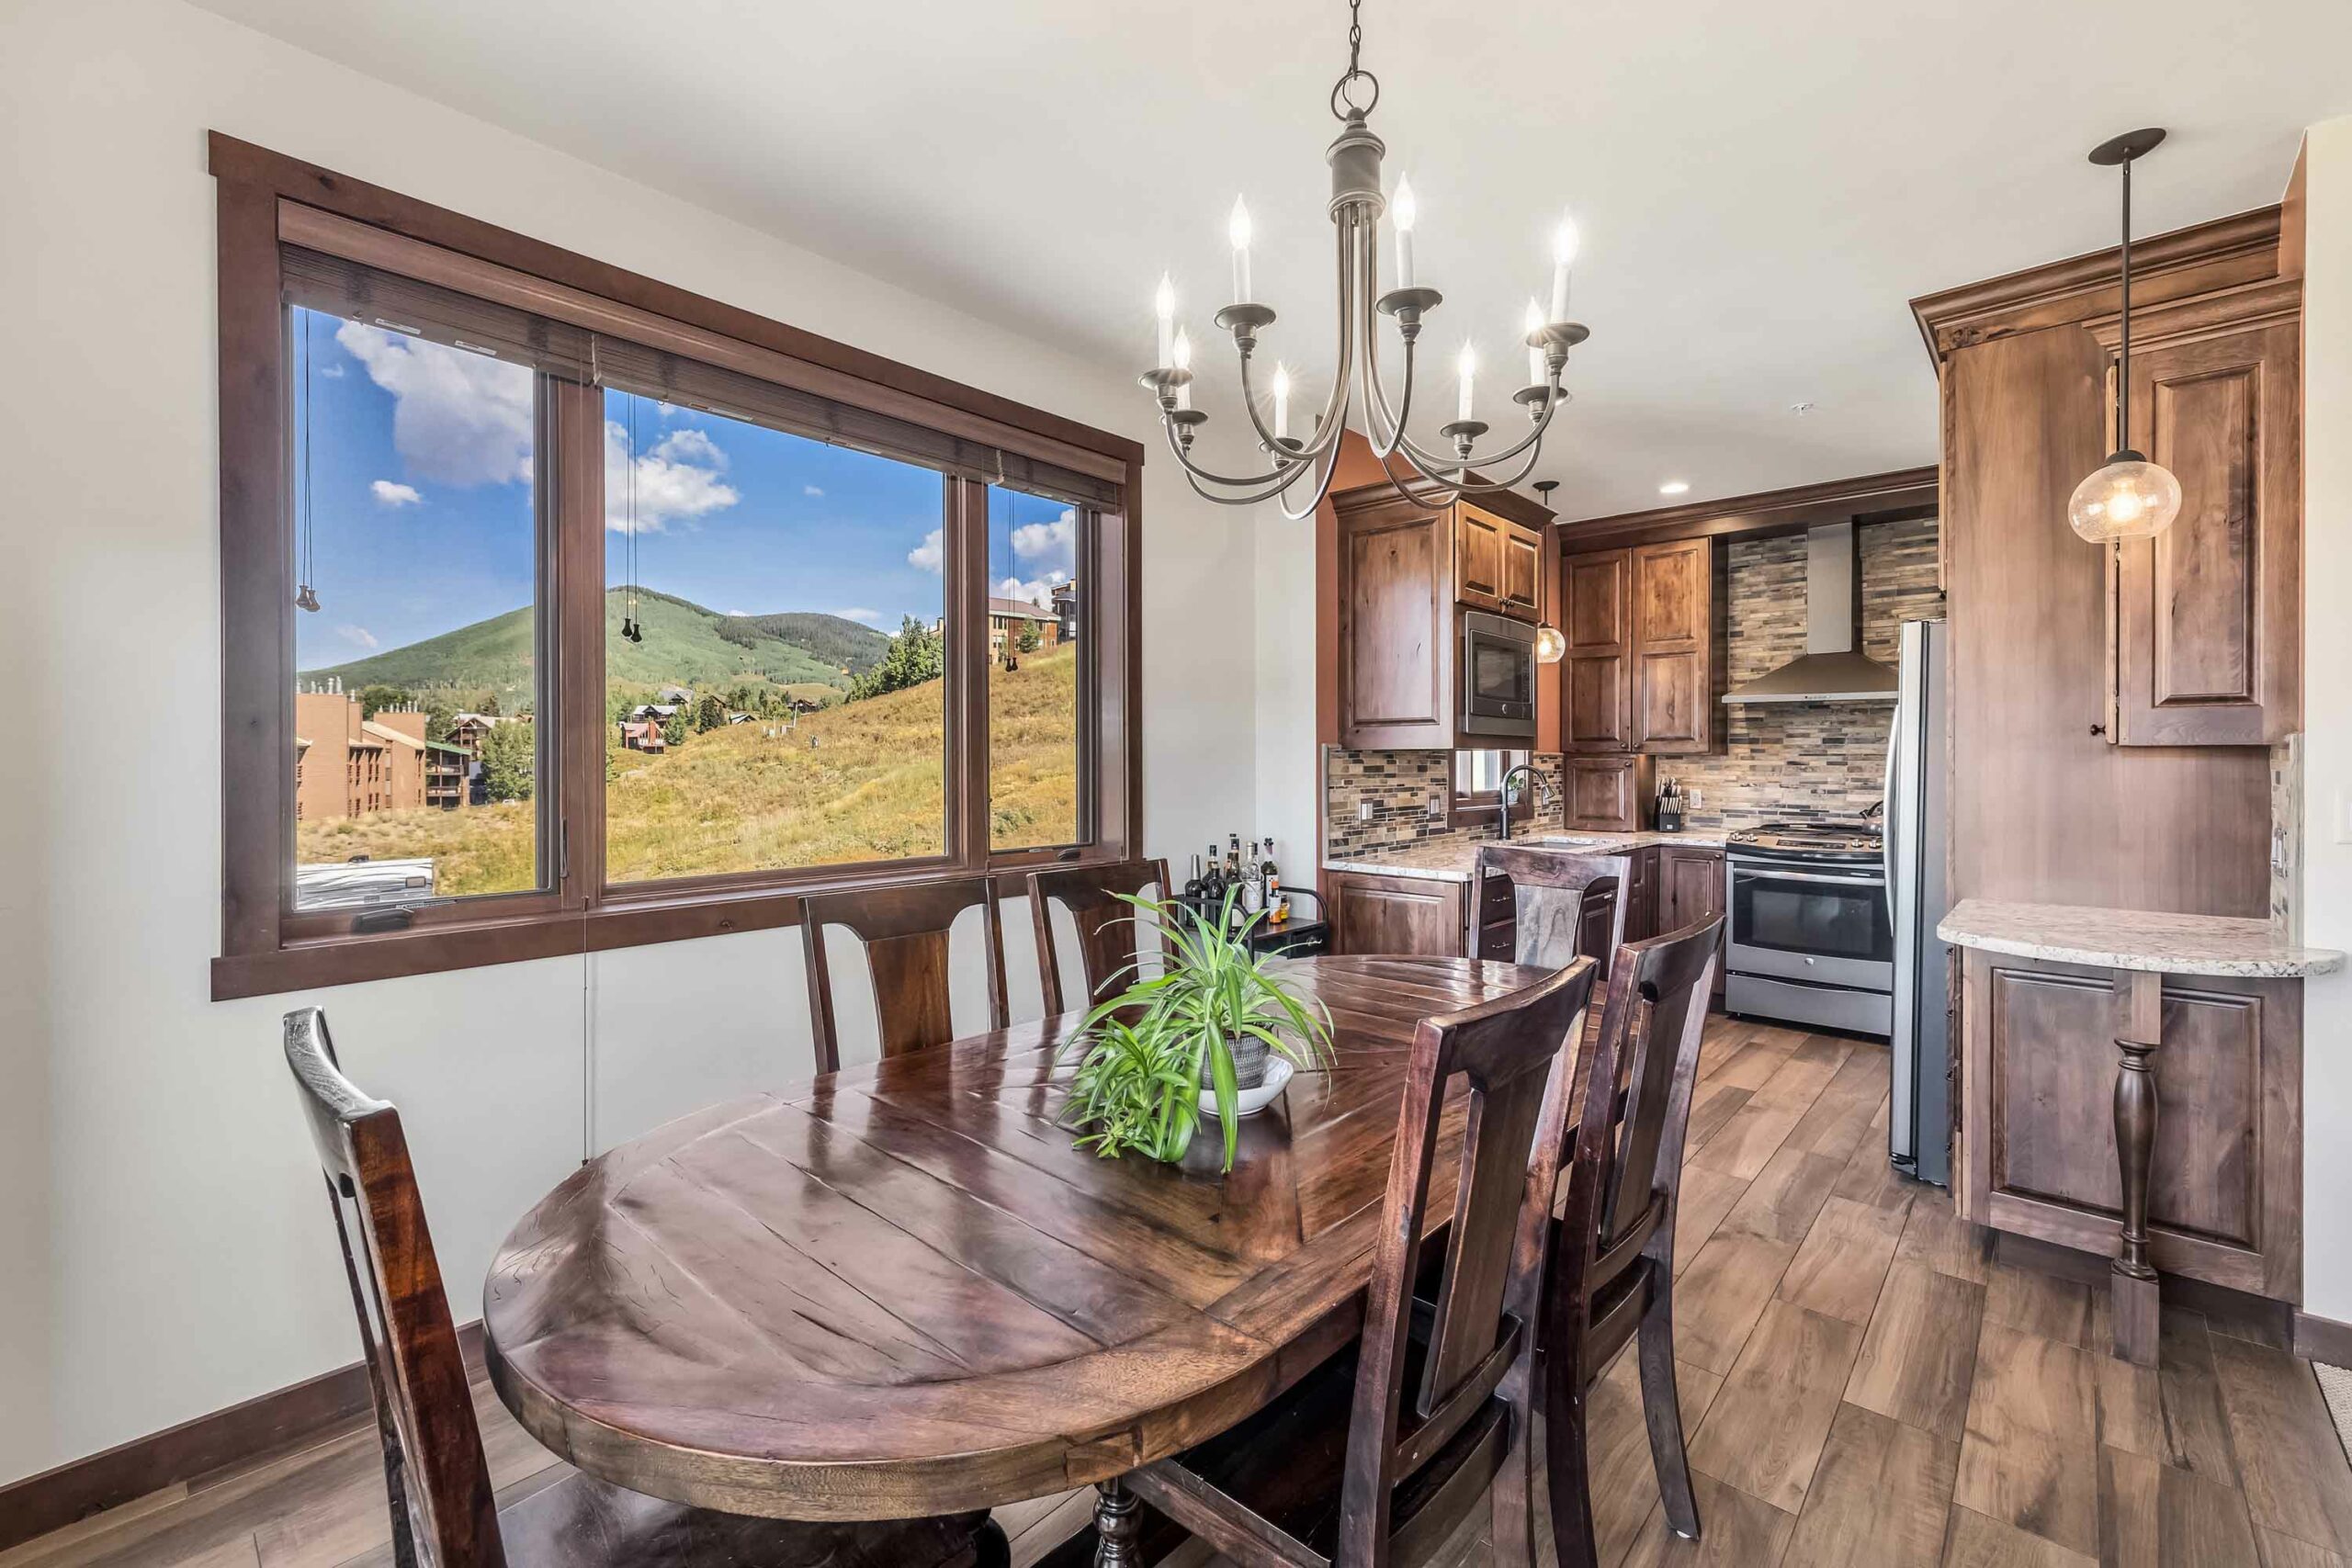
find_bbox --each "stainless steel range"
[1723,820,1894,1036]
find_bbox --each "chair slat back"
[1026,859,1171,1015]
[1336,957,1599,1562]
[284,1009,504,1568]
[1473,846,1629,976]
[1555,916,1723,1337]
[800,878,1007,1073]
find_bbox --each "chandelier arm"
[1272,424,1352,522]
[1173,433,1335,509]
[1222,207,1363,463]
[1156,415,1320,491]
[1235,349,1349,463]
[1353,223,1417,461]
[1374,423,1548,510]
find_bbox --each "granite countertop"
[1939,897,2345,978]
[1324,829,1730,885]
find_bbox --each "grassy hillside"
[300,589,890,699]
[298,643,1080,892]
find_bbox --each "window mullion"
[554,377,606,909]
[948,478,991,874]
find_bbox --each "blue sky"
[292,306,1078,670]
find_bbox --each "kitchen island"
[1939,897,2342,1365]
[1320,832,1728,962]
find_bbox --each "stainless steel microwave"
[1460,610,1537,739]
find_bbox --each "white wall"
[1251,504,1320,895]
[2301,115,2352,1323]
[0,0,1256,1484]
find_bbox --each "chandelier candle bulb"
[1154,273,1176,368]
[1456,343,1476,423]
[1392,175,1417,289]
[1272,363,1292,441]
[1549,214,1578,323]
[1228,197,1253,305]
[1524,299,1546,388]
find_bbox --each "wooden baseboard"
[2296,1310,2352,1367]
[0,1320,485,1554]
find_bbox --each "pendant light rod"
[2088,127,2165,461]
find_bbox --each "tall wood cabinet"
[1334,486,1553,750]
[2100,281,2301,747]
[1560,536,1716,829]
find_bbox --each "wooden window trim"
[210,133,1145,1000]
[1449,749,1533,830]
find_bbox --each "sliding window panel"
[283,302,554,918]
[598,385,953,886]
[984,485,1091,853]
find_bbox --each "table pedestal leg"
[1093,1477,1142,1567]
[2112,970,2162,1368]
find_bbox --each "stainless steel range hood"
[1721,522,1897,705]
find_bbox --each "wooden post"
[2111,969,2164,1366]
[1093,1477,1142,1567]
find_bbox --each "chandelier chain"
[1329,0,1378,120]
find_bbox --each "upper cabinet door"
[1498,518,1544,617]
[2109,299,2300,747]
[1563,548,1633,751]
[1632,538,1714,754]
[1455,504,1508,613]
[1338,502,1453,749]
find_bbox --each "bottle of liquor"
[1203,842,1225,913]
[1183,853,1204,906]
[1240,839,1264,914]
[1261,839,1282,917]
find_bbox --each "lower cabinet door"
[1329,872,1468,957]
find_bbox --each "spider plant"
[1058,887,1334,1171]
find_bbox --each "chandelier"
[1141,0,1588,520]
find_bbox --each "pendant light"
[2066,128,2182,544]
[1531,479,1566,664]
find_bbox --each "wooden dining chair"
[1542,913,1725,1567]
[279,1006,1004,1568]
[1473,845,1630,978]
[800,878,1008,1074]
[1025,858,1171,1015]
[1115,953,1603,1568]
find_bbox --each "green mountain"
[300,589,892,698]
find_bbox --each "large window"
[211,137,1141,997]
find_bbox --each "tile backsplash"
[1323,749,1565,860]
[1667,515,1941,829]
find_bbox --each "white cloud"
[370,479,423,507]
[995,574,1063,608]
[319,363,346,379]
[834,607,884,625]
[1010,508,1077,565]
[803,484,825,498]
[334,624,379,650]
[604,420,740,533]
[908,527,944,572]
[336,322,535,487]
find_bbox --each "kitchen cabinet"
[1563,549,1632,752]
[1632,539,1714,753]
[1955,946,2301,1307]
[1335,485,1555,750]
[1657,843,1727,1001]
[1563,754,1652,833]
[1327,870,1469,958]
[2101,287,2301,747]
[1564,539,1718,759]
[1455,502,1545,618]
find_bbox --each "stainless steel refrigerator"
[1885,618,1951,1187]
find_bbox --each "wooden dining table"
[481,953,1544,1550]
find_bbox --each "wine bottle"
[1261,839,1281,914]
[1240,839,1263,914]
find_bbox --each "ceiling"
[195,0,2352,521]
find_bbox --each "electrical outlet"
[1428,795,1446,818]
[1358,799,1374,822]
[1689,786,1703,811]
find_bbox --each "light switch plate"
[1358,800,1374,822]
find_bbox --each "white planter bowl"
[1198,1056,1293,1119]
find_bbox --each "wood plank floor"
[9,1017,2351,1568]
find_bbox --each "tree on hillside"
[849,615,944,701]
[695,693,728,732]
[357,683,413,719]
[662,712,687,748]
[477,693,501,717]
[1015,620,1041,655]
[478,721,534,803]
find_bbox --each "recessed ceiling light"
[1658,480,1690,496]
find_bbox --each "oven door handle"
[1729,867,1888,888]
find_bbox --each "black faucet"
[1496,762,1552,843]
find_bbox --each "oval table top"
[481,954,1543,1522]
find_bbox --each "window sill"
[210,859,1110,1000]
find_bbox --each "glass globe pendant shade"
[2066,452,2182,543]
[1533,621,1566,664]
